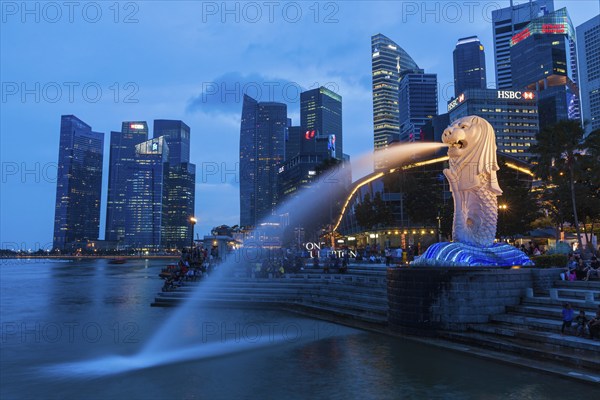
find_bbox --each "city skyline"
[1,1,597,248]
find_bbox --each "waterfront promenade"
[152,264,600,386]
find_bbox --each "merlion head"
[442,115,502,194]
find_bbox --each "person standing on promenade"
[561,303,574,335]
[573,310,589,337]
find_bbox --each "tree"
[355,193,376,230]
[531,121,597,254]
[495,159,541,238]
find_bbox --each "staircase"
[151,266,389,325]
[438,280,600,379]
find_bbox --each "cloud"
[186,72,310,114]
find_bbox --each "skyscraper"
[300,87,343,159]
[124,137,169,248]
[53,115,104,250]
[510,7,579,128]
[105,121,149,242]
[398,72,438,142]
[492,0,554,89]
[239,95,287,227]
[576,15,600,136]
[153,119,190,165]
[153,120,196,249]
[371,33,419,152]
[453,36,487,96]
[105,119,196,249]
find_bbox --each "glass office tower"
[105,121,149,242]
[510,7,579,128]
[453,36,487,96]
[53,115,104,250]
[398,72,438,143]
[124,137,169,249]
[492,0,554,89]
[153,120,196,249]
[300,86,343,159]
[239,95,287,227]
[576,15,600,136]
[371,33,420,152]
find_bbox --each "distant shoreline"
[2,255,180,260]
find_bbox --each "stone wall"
[387,267,556,334]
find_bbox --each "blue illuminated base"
[412,242,534,267]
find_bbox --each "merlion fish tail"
[470,184,498,246]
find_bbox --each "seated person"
[588,309,600,339]
[585,256,600,281]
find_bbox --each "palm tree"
[531,120,587,253]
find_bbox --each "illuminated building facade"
[453,36,487,96]
[371,33,419,162]
[492,0,555,89]
[447,88,539,161]
[239,95,287,227]
[510,7,580,128]
[105,121,149,242]
[576,15,600,136]
[53,115,104,250]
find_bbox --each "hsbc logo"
[497,91,535,100]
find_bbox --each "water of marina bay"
[0,259,596,399]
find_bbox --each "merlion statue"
[442,116,502,246]
[413,116,532,267]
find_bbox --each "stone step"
[291,302,388,325]
[507,304,592,320]
[521,297,599,311]
[554,280,600,290]
[440,331,600,372]
[469,323,600,355]
[490,313,565,333]
[157,287,387,311]
[536,288,600,302]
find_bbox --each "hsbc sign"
[497,91,535,100]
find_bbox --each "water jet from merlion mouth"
[43,141,446,377]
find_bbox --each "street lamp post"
[189,217,197,251]
[498,204,508,241]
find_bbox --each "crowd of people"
[561,254,600,282]
[159,246,220,292]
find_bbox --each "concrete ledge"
[388,267,535,333]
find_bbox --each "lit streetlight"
[189,216,197,250]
